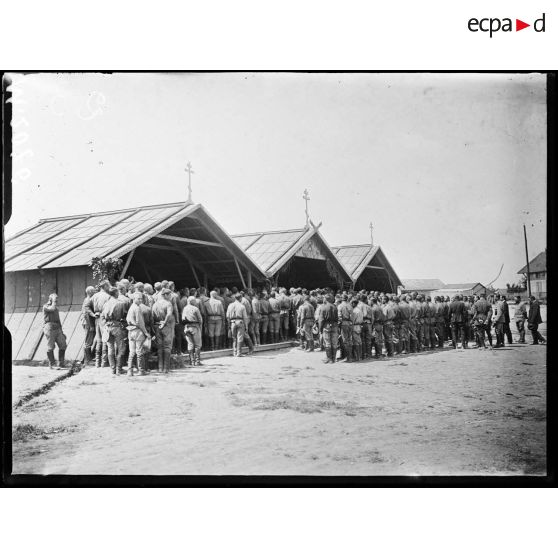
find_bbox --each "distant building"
[400,278,445,296]
[431,282,487,298]
[518,250,547,299]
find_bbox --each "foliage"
[89,256,124,286]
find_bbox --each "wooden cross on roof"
[185,161,195,204]
[303,188,310,227]
[370,222,374,246]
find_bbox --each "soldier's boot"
[157,351,164,372]
[127,353,135,375]
[195,348,202,366]
[47,350,56,369]
[386,342,394,357]
[323,348,333,364]
[116,353,125,375]
[186,350,194,365]
[164,350,172,373]
[95,345,102,368]
[354,345,362,362]
[346,345,353,363]
[83,347,92,367]
[307,338,315,352]
[101,343,109,367]
[108,352,117,374]
[138,354,147,375]
[245,335,255,355]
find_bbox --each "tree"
[89,256,124,286]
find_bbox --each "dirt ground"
[11,330,546,476]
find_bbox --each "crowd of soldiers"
[41,278,546,374]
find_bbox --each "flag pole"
[523,224,531,297]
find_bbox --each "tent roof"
[232,226,352,282]
[517,251,546,274]
[5,201,265,281]
[332,244,402,287]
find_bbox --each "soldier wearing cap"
[434,296,446,349]
[337,293,354,362]
[359,294,373,360]
[182,296,204,365]
[449,294,467,349]
[259,292,271,345]
[81,286,97,366]
[397,295,411,354]
[277,287,291,342]
[268,291,281,344]
[151,288,175,373]
[90,280,112,367]
[101,286,129,375]
[203,290,225,351]
[226,293,249,357]
[126,291,152,376]
[43,292,68,369]
[473,292,491,349]
[513,295,528,343]
[381,295,396,357]
[351,297,364,361]
[297,294,316,351]
[316,294,339,363]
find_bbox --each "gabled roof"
[518,251,546,274]
[401,278,445,291]
[443,282,483,290]
[232,225,352,282]
[5,201,265,280]
[332,244,402,287]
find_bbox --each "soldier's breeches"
[128,329,145,367]
[207,316,223,338]
[44,324,67,351]
[322,324,339,350]
[185,325,202,351]
[83,324,95,350]
[340,323,353,346]
[259,316,269,339]
[231,321,246,352]
[383,322,394,344]
[269,314,280,334]
[516,320,525,342]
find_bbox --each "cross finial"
[185,162,195,204]
[303,188,310,226]
[369,222,374,246]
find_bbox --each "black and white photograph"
[3,71,548,478]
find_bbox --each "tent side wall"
[5,266,94,363]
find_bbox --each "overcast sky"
[6,72,546,287]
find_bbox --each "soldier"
[182,296,204,366]
[81,286,97,366]
[492,294,506,348]
[397,295,411,354]
[126,291,151,376]
[251,291,263,346]
[370,297,384,358]
[278,287,291,342]
[501,295,513,345]
[467,296,476,347]
[151,288,175,373]
[406,295,418,353]
[527,295,546,345]
[297,294,316,351]
[473,293,492,349]
[43,293,67,369]
[449,295,467,349]
[91,280,112,368]
[153,282,163,301]
[434,296,445,349]
[337,294,354,362]
[203,290,225,351]
[144,283,155,307]
[259,292,271,345]
[359,295,373,359]
[426,296,438,349]
[419,295,430,349]
[316,293,339,364]
[101,287,128,375]
[168,281,182,355]
[226,293,249,357]
[268,292,281,343]
[240,291,255,354]
[351,297,363,361]
[290,288,304,339]
[414,294,424,352]
[513,296,528,343]
[391,296,402,354]
[381,295,396,357]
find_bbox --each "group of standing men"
[41,278,546,372]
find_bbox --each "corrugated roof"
[332,245,371,276]
[518,251,546,274]
[401,278,446,291]
[443,283,482,290]
[231,229,308,273]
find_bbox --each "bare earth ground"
[11,332,546,476]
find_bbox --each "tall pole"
[302,189,310,227]
[185,162,194,204]
[523,224,531,297]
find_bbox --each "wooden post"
[190,261,201,287]
[203,272,208,290]
[233,257,247,289]
[247,270,252,289]
[120,248,136,279]
[523,224,531,297]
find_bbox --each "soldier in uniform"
[337,294,354,362]
[527,295,546,345]
[492,294,506,348]
[126,291,151,376]
[203,291,225,351]
[91,280,111,368]
[43,293,67,369]
[370,296,384,358]
[144,283,155,307]
[513,295,528,343]
[473,293,491,349]
[81,286,97,366]
[391,296,402,354]
[351,297,364,361]
[381,295,396,357]
[426,295,438,350]
[268,292,281,343]
[251,291,263,346]
[101,287,128,375]
[240,291,255,354]
[226,293,249,357]
[316,294,339,364]
[297,294,316,351]
[278,287,291,341]
[151,288,175,373]
[434,296,446,349]
[359,295,373,359]
[449,295,467,349]
[397,295,411,354]
[259,292,271,345]
[501,295,513,345]
[182,296,204,365]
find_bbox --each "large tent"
[5,201,265,363]
[232,224,353,290]
[332,244,402,292]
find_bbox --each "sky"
[5,72,547,288]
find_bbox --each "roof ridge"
[232,227,307,237]
[38,201,188,222]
